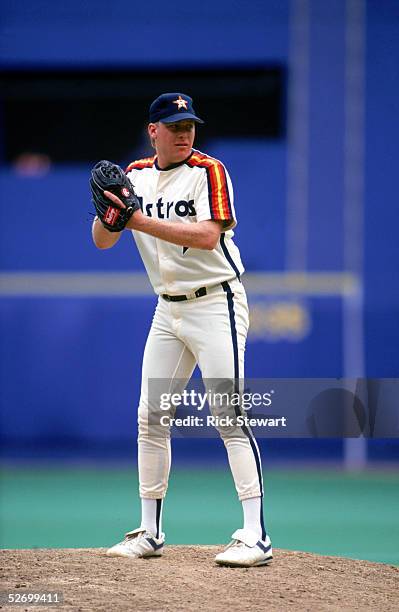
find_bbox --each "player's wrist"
[127,209,146,230]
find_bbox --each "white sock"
[140,498,163,538]
[242,496,263,540]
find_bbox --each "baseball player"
[91,93,273,567]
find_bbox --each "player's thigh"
[194,287,250,437]
[140,299,196,414]
[184,284,249,380]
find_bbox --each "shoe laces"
[230,539,247,549]
[124,530,146,542]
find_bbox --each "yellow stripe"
[127,156,155,170]
[212,163,226,219]
[190,153,228,219]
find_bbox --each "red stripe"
[189,153,232,220]
[210,163,230,219]
[207,165,221,218]
[125,156,155,172]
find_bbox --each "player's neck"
[156,150,193,171]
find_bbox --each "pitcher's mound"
[1,547,398,611]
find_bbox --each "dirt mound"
[1,547,398,611]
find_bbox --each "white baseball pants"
[137,278,265,503]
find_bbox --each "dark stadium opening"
[1,66,285,165]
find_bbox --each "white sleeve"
[194,164,237,231]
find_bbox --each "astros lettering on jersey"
[126,149,244,295]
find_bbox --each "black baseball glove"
[90,160,141,232]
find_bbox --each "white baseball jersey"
[126,149,244,295]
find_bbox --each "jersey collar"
[155,151,194,172]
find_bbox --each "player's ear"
[148,123,158,149]
[148,123,158,138]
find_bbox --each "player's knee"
[138,403,173,441]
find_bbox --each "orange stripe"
[190,153,230,219]
[211,163,230,219]
[125,156,155,172]
[208,165,223,218]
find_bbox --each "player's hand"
[104,190,126,209]
[104,189,144,230]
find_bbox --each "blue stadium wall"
[0,1,398,461]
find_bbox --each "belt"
[161,281,238,302]
[162,286,208,302]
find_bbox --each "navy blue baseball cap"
[149,93,204,124]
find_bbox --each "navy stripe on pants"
[222,280,267,540]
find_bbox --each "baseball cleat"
[215,528,273,567]
[106,527,165,559]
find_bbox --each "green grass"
[1,467,398,565]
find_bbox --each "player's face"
[148,120,196,167]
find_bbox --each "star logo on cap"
[173,96,188,110]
